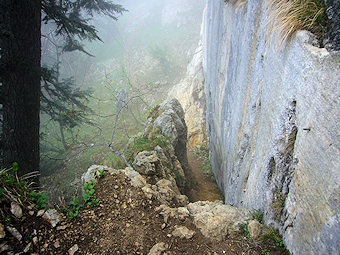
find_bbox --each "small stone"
[10,202,23,218]
[68,244,79,255]
[114,194,118,198]
[0,223,5,239]
[27,204,35,210]
[43,243,49,248]
[56,225,67,231]
[248,220,263,239]
[29,211,35,216]
[161,223,166,229]
[6,226,22,241]
[115,199,120,204]
[23,242,31,253]
[37,210,45,217]
[171,225,195,239]
[148,242,167,255]
[42,209,62,228]
[54,241,60,248]
[32,229,37,235]
[32,237,38,245]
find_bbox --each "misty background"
[40,0,206,204]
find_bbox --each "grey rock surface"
[203,0,340,254]
[143,99,189,191]
[152,99,188,169]
[81,165,109,184]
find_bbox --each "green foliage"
[252,209,264,224]
[30,191,49,209]
[63,197,83,219]
[0,166,48,208]
[238,222,251,239]
[63,180,99,219]
[262,227,285,247]
[98,169,106,178]
[194,143,216,182]
[126,135,170,163]
[42,0,127,54]
[83,180,99,207]
[261,249,270,255]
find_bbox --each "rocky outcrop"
[143,99,189,191]
[203,0,340,254]
[169,40,206,147]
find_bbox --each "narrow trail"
[186,149,223,202]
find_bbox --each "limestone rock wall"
[169,39,207,147]
[203,0,340,254]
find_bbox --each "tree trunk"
[0,0,41,177]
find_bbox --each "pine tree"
[0,0,126,177]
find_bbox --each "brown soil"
[186,150,223,202]
[1,172,287,254]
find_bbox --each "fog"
[40,0,206,203]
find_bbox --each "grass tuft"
[266,0,328,47]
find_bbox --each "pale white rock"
[6,226,22,241]
[187,201,251,241]
[171,225,195,239]
[82,165,110,184]
[10,203,22,218]
[68,244,79,255]
[37,210,45,217]
[23,242,31,253]
[148,242,167,255]
[42,209,62,228]
[32,237,38,245]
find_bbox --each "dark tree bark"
[0,0,41,176]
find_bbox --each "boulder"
[187,201,251,241]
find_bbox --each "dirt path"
[186,149,223,202]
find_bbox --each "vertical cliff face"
[169,38,207,148]
[203,0,339,254]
